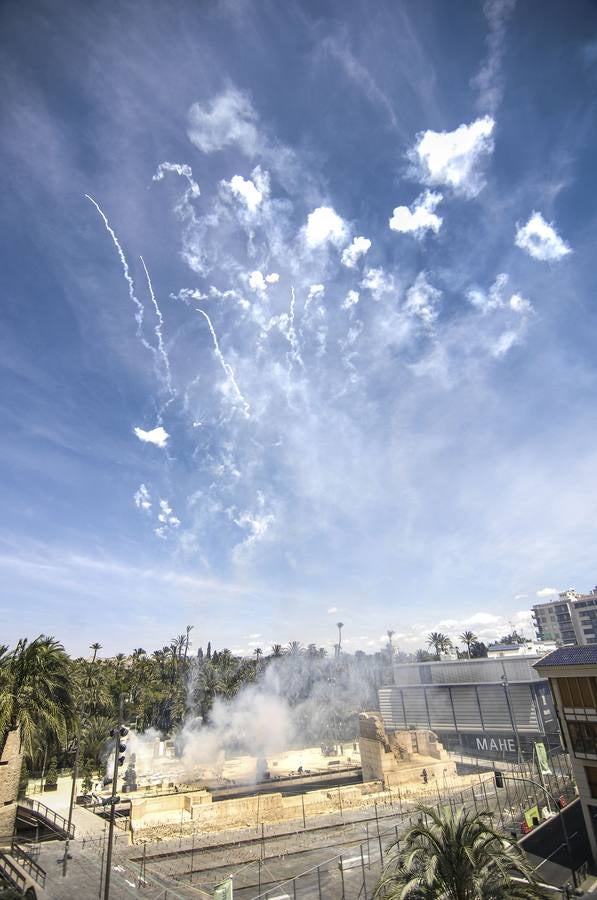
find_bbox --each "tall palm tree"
[253,648,262,665]
[0,636,75,759]
[426,632,453,661]
[375,805,550,899]
[459,630,478,660]
[286,641,304,656]
[270,644,283,658]
[387,629,395,660]
[90,642,102,663]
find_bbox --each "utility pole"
[104,693,125,900]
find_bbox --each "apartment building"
[535,646,597,864]
[532,587,597,646]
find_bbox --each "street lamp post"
[501,672,522,764]
[495,771,577,888]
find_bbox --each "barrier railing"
[11,841,47,888]
[0,851,27,892]
[19,796,75,837]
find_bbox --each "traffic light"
[109,726,129,769]
[494,771,504,788]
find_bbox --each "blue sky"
[2,0,597,657]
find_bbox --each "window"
[567,720,597,756]
[556,677,597,709]
[586,765,597,799]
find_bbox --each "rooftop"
[534,646,597,668]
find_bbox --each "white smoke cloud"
[188,88,261,156]
[515,212,572,261]
[248,271,267,292]
[404,272,441,327]
[408,116,495,197]
[341,235,371,268]
[304,206,348,248]
[152,162,200,198]
[389,190,443,238]
[155,499,181,539]
[134,484,152,511]
[133,426,170,448]
[472,0,517,114]
[225,173,265,213]
[342,289,360,311]
[360,267,395,301]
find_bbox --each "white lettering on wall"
[475,737,516,752]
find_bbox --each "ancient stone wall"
[0,729,22,841]
[358,712,455,788]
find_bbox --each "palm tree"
[459,630,478,660]
[286,641,304,656]
[270,644,283,658]
[253,648,262,665]
[90,642,102,663]
[426,631,453,661]
[0,636,75,759]
[387,629,395,661]
[375,805,550,899]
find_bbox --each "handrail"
[19,796,76,837]
[0,851,27,892]
[11,842,47,888]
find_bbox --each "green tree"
[90,642,102,662]
[426,632,453,661]
[375,805,550,899]
[459,631,478,660]
[0,636,75,759]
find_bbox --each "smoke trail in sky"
[197,308,250,418]
[287,286,303,369]
[84,194,154,358]
[140,255,174,400]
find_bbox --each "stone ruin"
[358,711,456,788]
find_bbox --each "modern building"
[532,587,597,646]
[378,656,560,761]
[535,646,597,864]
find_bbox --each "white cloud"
[404,272,441,326]
[234,510,274,546]
[342,289,360,311]
[155,499,181,539]
[536,587,559,598]
[226,174,263,212]
[133,484,151,511]
[341,236,372,268]
[408,116,495,197]
[133,426,169,449]
[361,267,395,301]
[389,190,443,238]
[248,271,267,292]
[265,272,279,284]
[304,206,348,249]
[188,88,261,156]
[515,212,572,261]
[327,607,338,613]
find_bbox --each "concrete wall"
[0,729,22,841]
[130,781,384,839]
